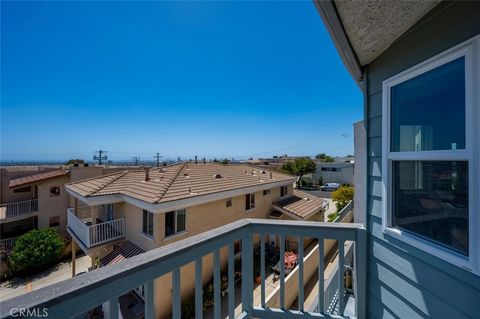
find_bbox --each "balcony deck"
[1,219,366,319]
[0,199,38,221]
[67,207,126,250]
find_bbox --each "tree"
[280,157,316,187]
[332,186,354,212]
[315,153,326,160]
[65,159,85,165]
[323,156,334,162]
[9,229,64,271]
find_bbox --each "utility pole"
[93,150,108,165]
[132,157,140,166]
[154,153,162,167]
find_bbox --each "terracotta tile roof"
[273,190,327,220]
[9,169,69,188]
[100,241,145,266]
[66,163,295,204]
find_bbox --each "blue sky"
[1,1,362,162]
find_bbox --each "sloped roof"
[66,163,295,204]
[273,190,327,220]
[9,169,69,188]
[100,241,145,266]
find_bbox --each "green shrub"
[332,186,354,212]
[9,228,64,271]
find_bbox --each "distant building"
[312,160,354,185]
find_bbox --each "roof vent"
[184,173,189,178]
[270,172,273,179]
[261,170,266,174]
[214,173,223,179]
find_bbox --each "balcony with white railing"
[0,236,19,253]
[67,207,126,250]
[2,219,366,319]
[0,199,38,220]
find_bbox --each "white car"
[320,183,341,191]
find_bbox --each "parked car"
[320,183,341,191]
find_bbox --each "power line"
[153,153,162,167]
[93,150,108,165]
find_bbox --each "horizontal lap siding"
[365,2,480,318]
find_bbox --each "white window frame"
[165,209,186,238]
[246,193,256,211]
[142,210,154,239]
[381,34,480,274]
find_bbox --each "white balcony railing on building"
[67,208,126,249]
[0,236,19,253]
[2,219,366,319]
[0,199,38,219]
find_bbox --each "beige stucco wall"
[37,175,71,236]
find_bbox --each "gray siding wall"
[365,2,480,318]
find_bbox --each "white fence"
[0,199,38,219]
[67,208,125,248]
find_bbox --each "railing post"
[172,268,181,319]
[279,234,285,310]
[338,239,345,316]
[104,297,119,319]
[145,280,155,319]
[228,243,235,319]
[213,249,221,319]
[241,231,253,316]
[318,237,325,314]
[195,258,203,319]
[298,235,304,312]
[355,228,367,319]
[260,233,266,308]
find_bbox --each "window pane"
[148,212,154,236]
[176,209,185,232]
[165,211,175,236]
[142,210,148,234]
[392,161,468,255]
[245,194,250,210]
[390,57,465,152]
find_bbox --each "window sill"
[163,231,188,242]
[140,232,155,242]
[383,226,476,274]
[245,208,256,213]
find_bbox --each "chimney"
[145,167,150,181]
[195,156,198,164]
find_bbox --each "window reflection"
[392,161,468,255]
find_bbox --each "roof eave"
[313,0,363,88]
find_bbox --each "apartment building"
[0,165,137,254]
[64,163,326,317]
[311,160,354,185]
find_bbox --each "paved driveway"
[0,255,91,301]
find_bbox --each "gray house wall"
[365,2,480,319]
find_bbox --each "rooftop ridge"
[152,163,187,203]
[86,170,130,197]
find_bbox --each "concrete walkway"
[0,255,91,301]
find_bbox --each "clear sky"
[1,1,362,162]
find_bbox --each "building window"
[226,198,232,207]
[263,189,271,196]
[49,186,60,197]
[165,209,186,237]
[245,193,255,211]
[382,38,479,270]
[280,186,288,197]
[142,210,154,238]
[49,216,60,227]
[321,167,328,172]
[13,186,31,193]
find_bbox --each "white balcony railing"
[0,236,19,253]
[2,219,366,319]
[0,199,38,219]
[67,208,126,249]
